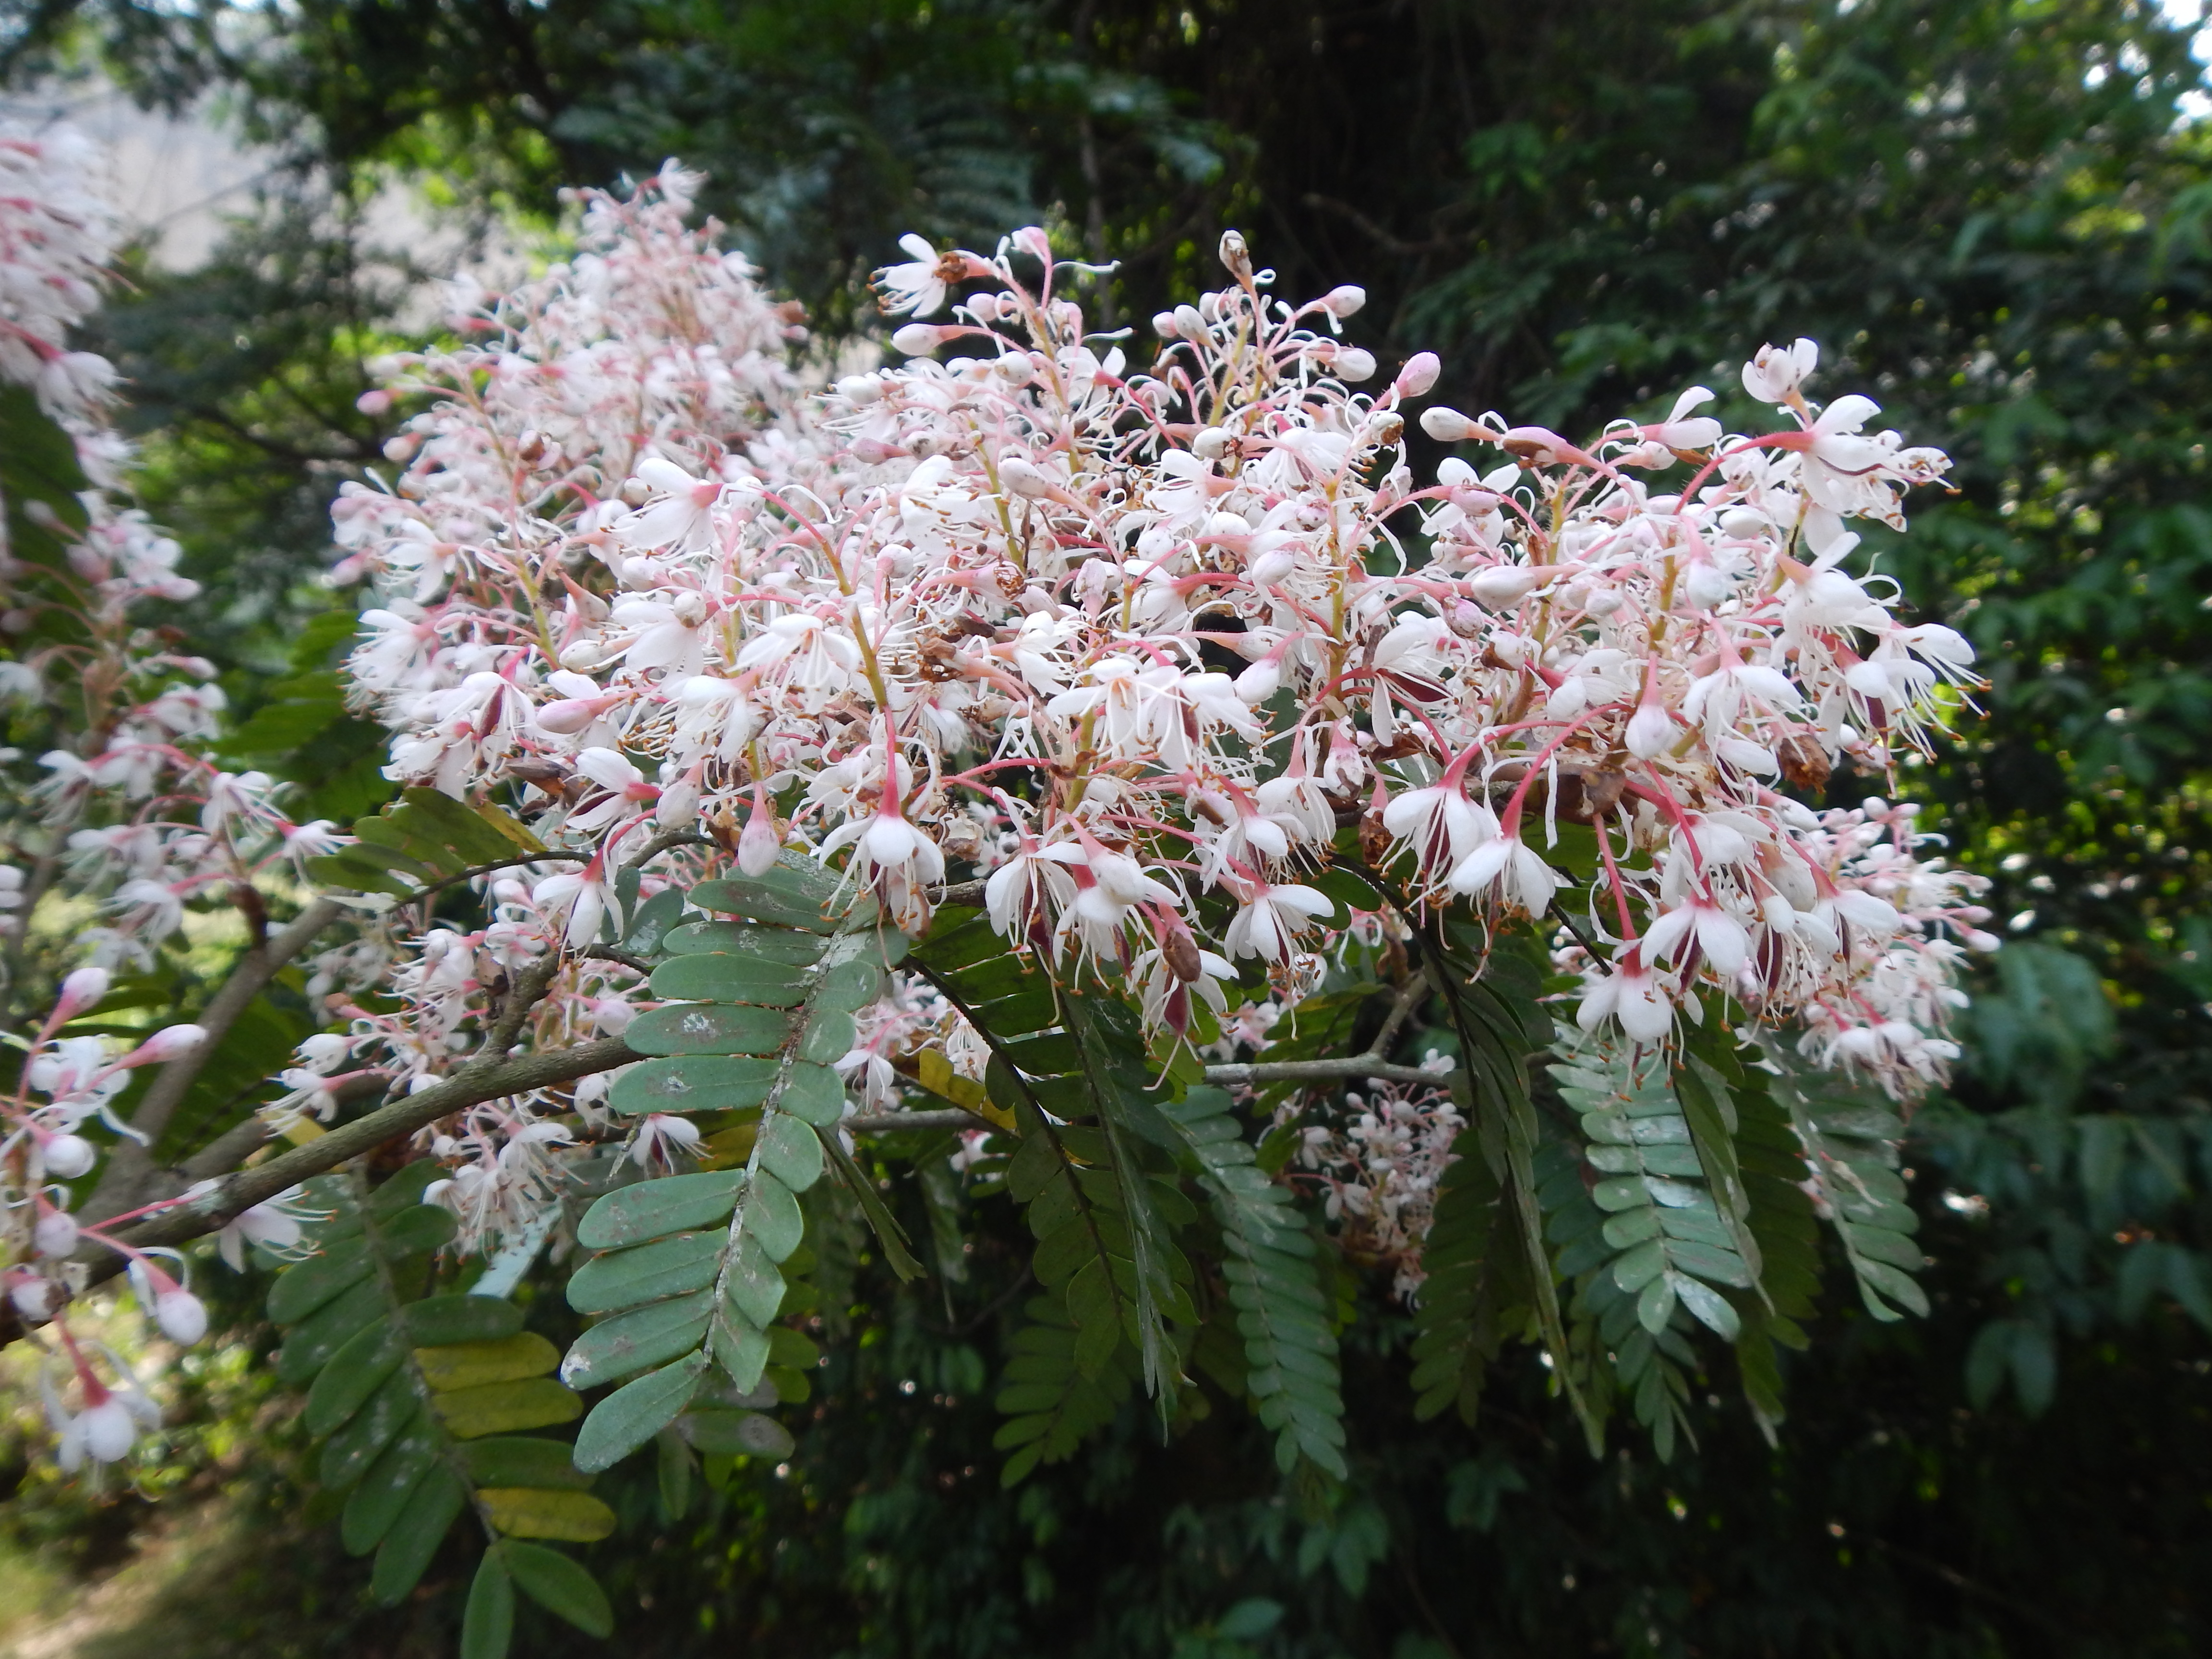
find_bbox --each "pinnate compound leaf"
[1162,1087,1346,1476]
[267,1175,609,1639]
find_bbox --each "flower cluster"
[332,196,1986,1148]
[0,121,118,417]
[1285,1067,1464,1298]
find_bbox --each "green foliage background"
[5,0,2212,1652]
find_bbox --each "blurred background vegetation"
[2,0,2211,1653]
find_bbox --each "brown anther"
[1359,809,1392,866]
[1777,734,1833,793]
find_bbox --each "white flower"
[1223,882,1334,962]
[1576,954,1675,1045]
[1642,898,1752,977]
[1446,835,1560,917]
[1742,337,1819,404]
[876,233,956,316]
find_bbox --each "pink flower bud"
[535,698,601,734]
[1321,284,1367,318]
[891,323,949,357]
[1625,699,1675,760]
[156,1288,208,1346]
[127,1024,206,1066]
[54,966,110,1020]
[738,802,782,878]
[1467,567,1548,610]
[1235,658,1282,705]
[996,456,1053,500]
[1010,226,1053,261]
[34,1210,78,1258]
[655,778,702,829]
[1395,352,1441,398]
[1420,407,1480,443]
[355,388,394,416]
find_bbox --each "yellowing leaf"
[479,1487,618,1542]
[415,1332,562,1393]
[700,1122,757,1170]
[471,800,549,855]
[917,1049,1014,1130]
[430,1378,582,1439]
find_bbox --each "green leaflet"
[563,857,900,1472]
[403,1294,526,1346]
[571,1352,708,1473]
[576,1170,745,1249]
[681,1407,795,1457]
[1162,1088,1346,1478]
[462,1551,515,1659]
[608,1056,779,1115]
[498,1540,615,1638]
[665,920,830,961]
[264,1172,613,1635]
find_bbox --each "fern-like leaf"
[265,1166,613,1652]
[1163,1086,1346,1477]
[559,855,899,1470]
[1756,1036,1929,1321]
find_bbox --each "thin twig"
[52,1036,642,1302]
[1202,1056,1453,1089]
[843,1108,992,1134]
[1370,975,1430,1055]
[84,894,346,1225]
[619,828,714,872]
[938,878,987,910]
